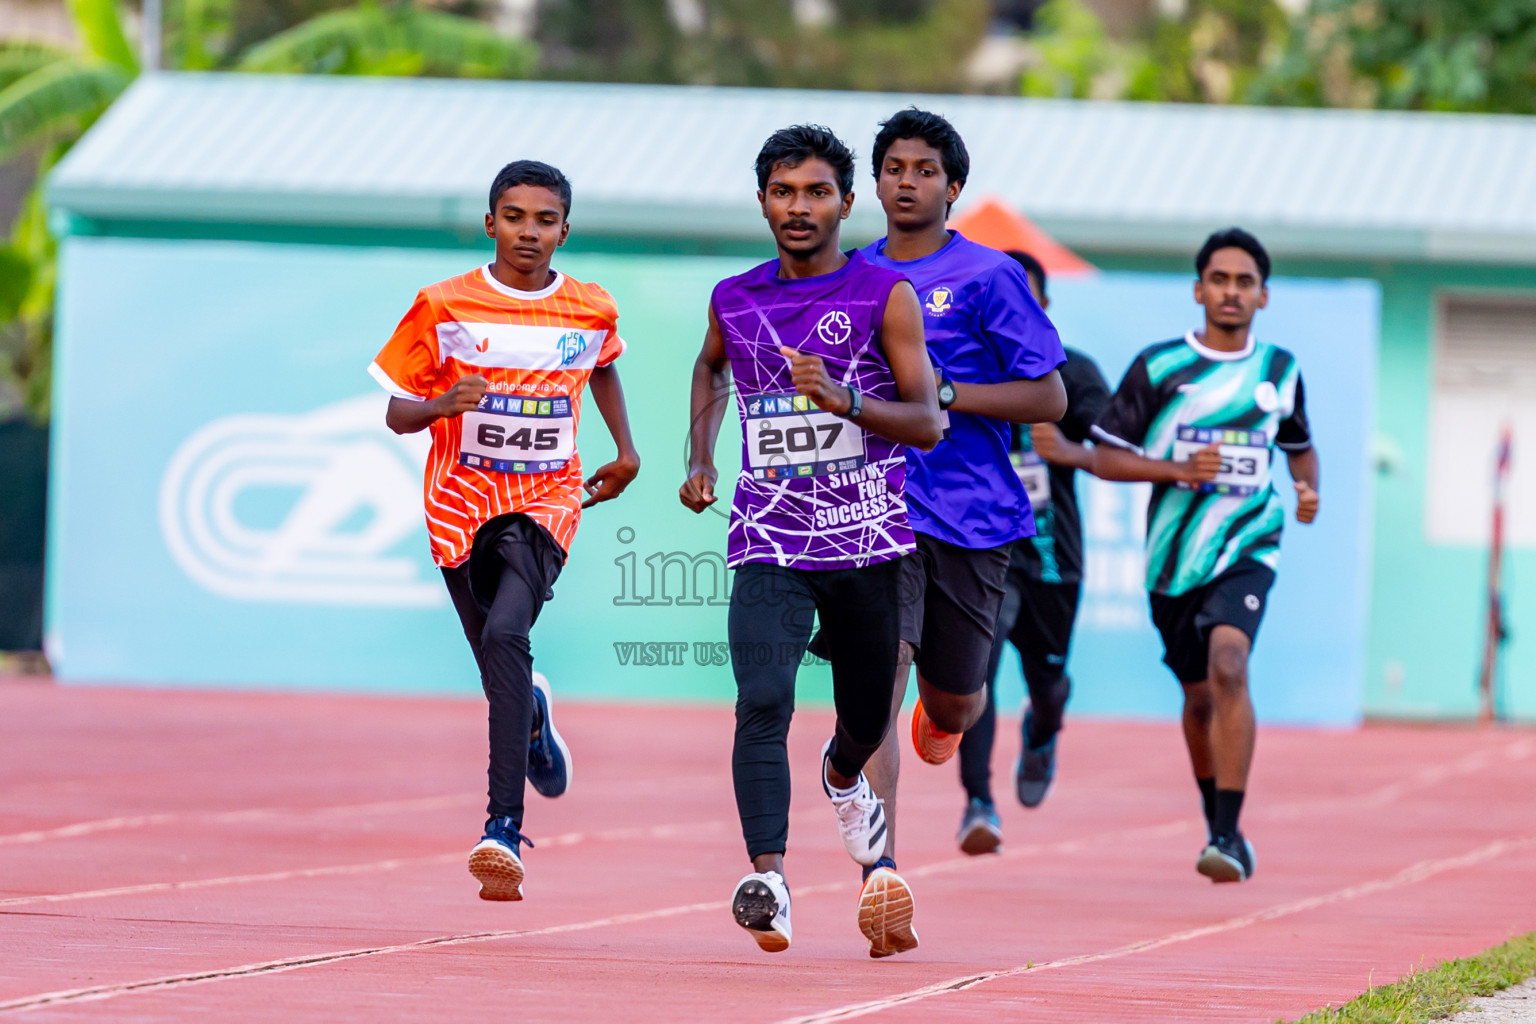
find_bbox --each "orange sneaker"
[911,698,960,765]
[858,864,919,959]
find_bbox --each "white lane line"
[2,733,1521,910]
[0,896,734,1013]
[0,794,481,847]
[772,833,1536,1024]
[4,736,1526,850]
[6,829,1534,1017]
[0,821,726,909]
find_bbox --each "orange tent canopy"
[948,195,1096,275]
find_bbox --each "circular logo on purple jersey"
[816,310,852,346]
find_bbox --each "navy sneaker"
[862,855,898,883]
[956,797,1003,855]
[527,671,572,798]
[1014,706,1058,809]
[1197,831,1255,883]
[468,816,535,901]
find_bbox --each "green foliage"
[237,2,535,77]
[536,0,991,93]
[66,0,140,70]
[1135,0,1289,104]
[0,59,133,164]
[1285,931,1536,1024]
[1019,0,1136,100]
[1253,0,1536,113]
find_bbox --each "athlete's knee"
[1207,639,1250,694]
[734,678,794,736]
[478,615,531,663]
[923,686,984,733]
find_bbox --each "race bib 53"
[1172,425,1270,496]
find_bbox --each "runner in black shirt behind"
[956,251,1112,854]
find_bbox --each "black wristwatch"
[842,386,863,420]
[937,375,958,410]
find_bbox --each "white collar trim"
[481,265,564,300]
[1185,329,1255,362]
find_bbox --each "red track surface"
[1,679,1533,1022]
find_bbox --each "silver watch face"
[939,381,956,405]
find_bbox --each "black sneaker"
[1197,831,1255,883]
[1014,707,1058,809]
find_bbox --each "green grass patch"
[1286,932,1536,1023]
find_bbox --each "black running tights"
[729,559,906,860]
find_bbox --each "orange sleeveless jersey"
[369,266,625,568]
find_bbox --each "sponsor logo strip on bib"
[460,394,575,474]
[744,393,866,480]
[1172,425,1270,497]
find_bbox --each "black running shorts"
[808,533,1009,697]
[1148,558,1276,685]
[998,568,1081,685]
[897,532,1011,696]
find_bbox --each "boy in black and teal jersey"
[1091,228,1320,884]
[955,251,1112,855]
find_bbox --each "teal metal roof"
[50,72,1536,263]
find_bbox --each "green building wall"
[58,211,1536,721]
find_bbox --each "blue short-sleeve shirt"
[862,231,1066,549]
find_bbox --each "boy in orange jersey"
[370,160,641,902]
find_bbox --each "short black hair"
[1196,227,1270,283]
[489,160,572,217]
[871,107,969,187]
[755,124,856,196]
[1005,250,1047,300]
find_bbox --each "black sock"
[1196,777,1217,828]
[1213,788,1245,838]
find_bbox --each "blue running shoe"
[527,671,572,798]
[957,797,1003,855]
[468,816,535,901]
[862,855,898,884]
[1197,831,1255,883]
[1014,706,1058,809]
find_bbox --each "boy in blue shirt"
[849,108,1067,956]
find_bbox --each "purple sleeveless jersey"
[711,251,915,570]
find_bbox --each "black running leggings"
[729,559,906,860]
[959,576,1078,803]
[442,514,564,828]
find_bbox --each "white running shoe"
[732,870,792,952]
[821,739,888,866]
[859,866,919,959]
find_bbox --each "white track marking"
[773,833,1536,1024]
[4,831,1532,1016]
[4,734,1525,908]
[0,897,732,1013]
[0,794,480,847]
[4,736,1526,849]
[0,821,725,909]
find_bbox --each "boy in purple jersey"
[851,108,1068,955]
[679,125,941,955]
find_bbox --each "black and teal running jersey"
[1009,348,1111,585]
[1093,332,1311,597]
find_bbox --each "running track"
[2,679,1533,1022]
